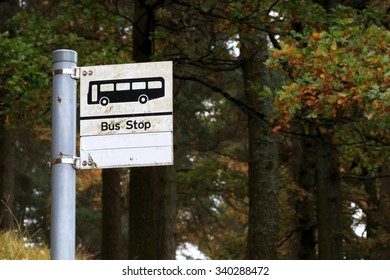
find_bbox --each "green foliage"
[177,156,248,259]
[76,170,103,254]
[266,3,390,259]
[0,32,50,126]
[268,4,390,179]
[269,6,389,127]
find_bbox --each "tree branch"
[174,74,267,123]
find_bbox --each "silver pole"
[51,49,78,260]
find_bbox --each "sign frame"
[79,61,173,169]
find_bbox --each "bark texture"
[101,169,122,259]
[128,167,176,259]
[316,134,343,259]
[0,126,15,231]
[240,26,279,260]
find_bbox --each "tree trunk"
[128,0,176,260]
[0,0,18,232]
[311,0,343,260]
[316,133,343,259]
[0,0,18,32]
[362,168,379,240]
[132,0,155,63]
[128,167,176,259]
[101,169,122,259]
[0,124,15,231]
[240,26,279,260]
[376,163,390,259]
[296,126,317,259]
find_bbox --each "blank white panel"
[79,132,173,169]
[80,146,173,169]
[80,132,172,150]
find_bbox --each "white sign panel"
[79,61,173,169]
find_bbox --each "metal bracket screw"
[82,70,93,76]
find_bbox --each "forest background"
[0,0,389,260]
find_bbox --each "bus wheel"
[138,95,148,104]
[100,97,109,106]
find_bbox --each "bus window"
[101,84,114,92]
[91,85,98,102]
[132,82,146,90]
[148,81,162,89]
[117,83,130,91]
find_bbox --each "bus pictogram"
[87,77,165,106]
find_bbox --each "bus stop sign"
[79,61,173,169]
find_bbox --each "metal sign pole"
[51,49,78,260]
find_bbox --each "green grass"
[0,230,92,260]
[0,230,50,260]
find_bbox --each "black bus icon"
[87,77,165,106]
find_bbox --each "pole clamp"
[52,67,80,79]
[48,154,81,169]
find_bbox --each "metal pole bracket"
[49,154,81,169]
[52,67,80,79]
